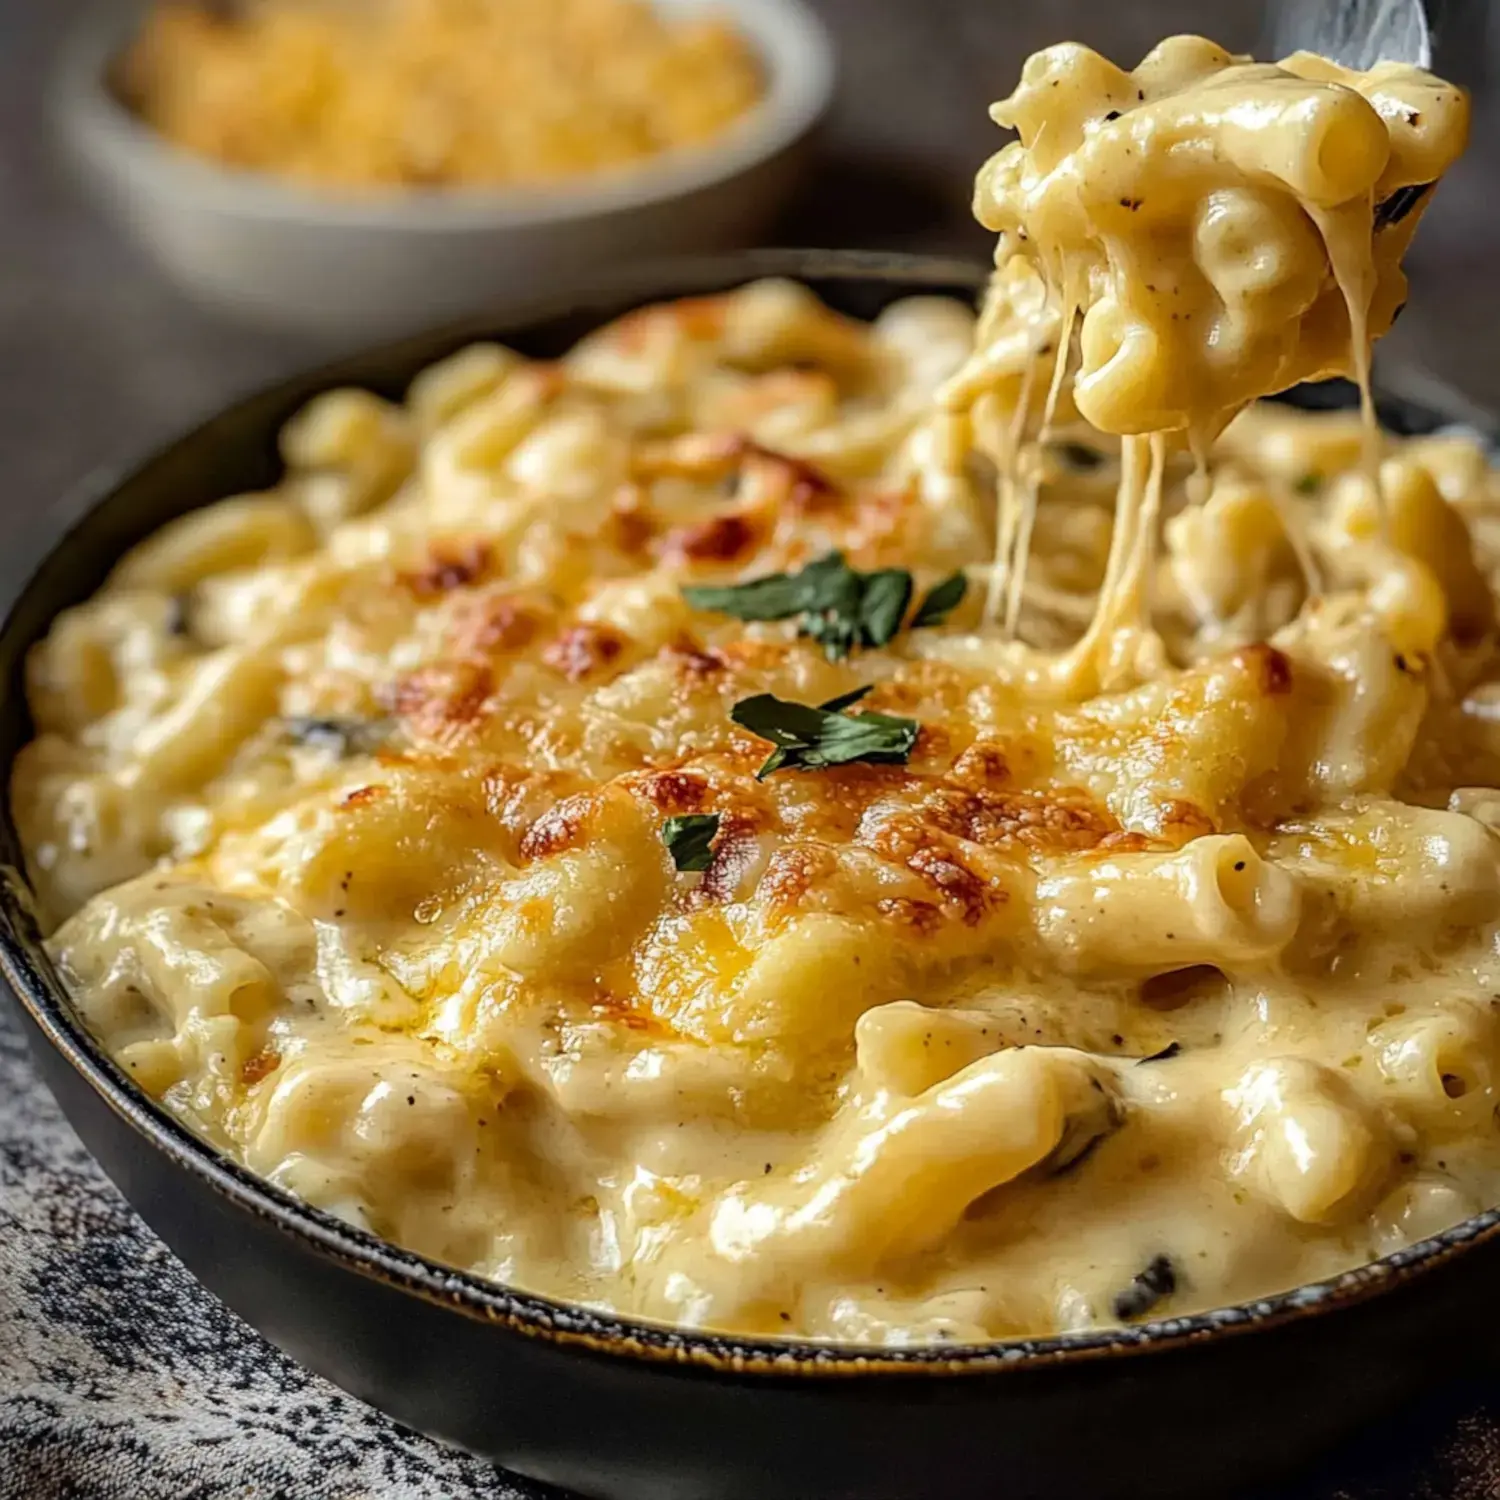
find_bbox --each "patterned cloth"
[0,1001,546,1500]
[2,994,1499,1500]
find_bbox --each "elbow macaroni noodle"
[14,36,1500,1343]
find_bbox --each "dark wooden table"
[3,3,1500,1496]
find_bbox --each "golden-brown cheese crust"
[16,219,1500,1342]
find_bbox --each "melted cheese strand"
[1005,295,1079,639]
[954,37,1466,693]
[984,351,1040,626]
[1053,434,1152,695]
[1308,198,1386,510]
[1279,485,1327,601]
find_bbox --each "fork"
[1268,0,1436,69]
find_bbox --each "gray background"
[2,2,1500,1496]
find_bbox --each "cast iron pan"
[2,250,1499,1500]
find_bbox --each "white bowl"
[56,0,834,340]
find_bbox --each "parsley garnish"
[854,569,916,654]
[910,571,967,629]
[1292,471,1323,495]
[816,684,873,714]
[731,690,919,779]
[683,552,913,661]
[661,813,720,872]
[682,554,839,623]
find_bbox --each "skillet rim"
[5,245,1500,1379]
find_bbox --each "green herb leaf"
[730,691,920,779]
[681,575,803,621]
[1292,471,1323,496]
[858,567,912,651]
[799,554,866,661]
[661,813,721,872]
[756,747,790,777]
[858,569,915,649]
[683,552,920,661]
[817,684,873,713]
[911,571,968,629]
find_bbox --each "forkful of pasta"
[936,22,1470,670]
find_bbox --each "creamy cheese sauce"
[14,38,1499,1345]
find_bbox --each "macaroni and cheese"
[121,0,763,191]
[16,38,1500,1344]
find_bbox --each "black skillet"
[2,250,1498,1500]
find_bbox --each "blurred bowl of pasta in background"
[55,0,833,339]
[6,249,1500,1500]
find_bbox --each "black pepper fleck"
[1113,1254,1177,1320]
[164,595,191,637]
[1137,1042,1182,1064]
